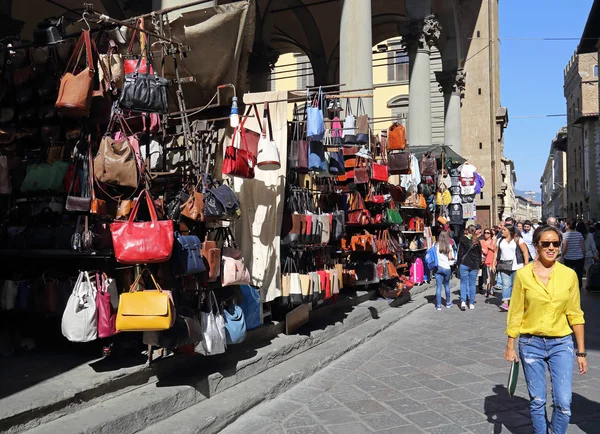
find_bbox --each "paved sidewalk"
[220,288,600,433]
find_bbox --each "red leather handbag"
[222,122,256,179]
[124,19,154,75]
[110,190,174,264]
[347,192,370,225]
[371,163,388,182]
[96,273,118,338]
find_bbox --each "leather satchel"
[119,48,168,114]
[172,234,205,277]
[94,121,139,189]
[347,192,370,225]
[351,231,376,252]
[180,189,204,222]
[110,190,174,264]
[388,122,406,150]
[201,235,221,282]
[116,268,175,332]
[204,182,240,221]
[388,152,412,175]
[123,19,154,75]
[419,152,436,176]
[55,30,95,118]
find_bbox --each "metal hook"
[82,12,92,31]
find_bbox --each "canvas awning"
[408,145,467,164]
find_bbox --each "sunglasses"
[539,241,561,248]
[484,231,491,234]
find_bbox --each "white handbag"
[140,138,163,170]
[61,271,98,342]
[195,291,227,356]
[256,102,281,170]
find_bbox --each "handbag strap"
[345,98,354,117]
[264,102,274,141]
[357,97,365,116]
[127,18,147,55]
[64,30,94,76]
[127,189,158,226]
[129,267,163,293]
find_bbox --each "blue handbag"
[306,87,325,141]
[308,141,326,172]
[172,234,206,276]
[223,303,247,344]
[239,285,261,330]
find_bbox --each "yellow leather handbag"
[116,268,175,332]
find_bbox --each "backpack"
[425,245,438,270]
[410,258,424,283]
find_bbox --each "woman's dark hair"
[466,225,477,235]
[503,224,516,239]
[532,225,562,246]
[566,217,577,230]
[576,221,588,236]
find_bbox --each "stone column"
[404,15,441,147]
[340,0,373,118]
[435,69,466,154]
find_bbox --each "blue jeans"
[518,335,575,434]
[435,267,452,307]
[499,270,515,302]
[459,264,477,304]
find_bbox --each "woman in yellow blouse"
[504,225,587,434]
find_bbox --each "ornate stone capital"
[435,69,466,99]
[404,14,442,50]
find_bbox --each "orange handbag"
[418,194,427,209]
[351,230,376,252]
[388,122,406,150]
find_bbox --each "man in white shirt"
[521,220,536,261]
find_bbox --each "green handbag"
[21,162,70,193]
[386,208,403,224]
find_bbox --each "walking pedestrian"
[493,225,529,311]
[479,228,496,297]
[562,218,585,288]
[504,225,587,434]
[517,221,524,233]
[434,231,454,310]
[521,220,536,261]
[457,225,482,311]
[578,221,599,288]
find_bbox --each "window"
[479,142,482,149]
[476,31,481,38]
[387,95,409,129]
[295,54,314,89]
[478,88,482,95]
[387,51,409,82]
[595,65,598,77]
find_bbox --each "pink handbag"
[96,273,118,338]
[410,258,424,284]
[221,246,251,286]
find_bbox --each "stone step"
[13,285,439,434]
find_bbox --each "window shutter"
[387,51,394,82]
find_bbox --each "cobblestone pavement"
[220,285,600,434]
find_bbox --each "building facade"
[514,196,542,222]
[563,52,600,221]
[540,127,568,220]
[499,157,517,221]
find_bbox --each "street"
[220,286,600,434]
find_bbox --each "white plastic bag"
[195,291,226,356]
[61,271,98,342]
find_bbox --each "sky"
[499,0,594,192]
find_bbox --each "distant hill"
[515,189,541,203]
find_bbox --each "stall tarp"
[226,90,288,303]
[162,1,254,108]
[409,145,466,164]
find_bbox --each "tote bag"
[256,102,281,170]
[306,87,325,141]
[195,291,227,356]
[61,271,98,342]
[355,98,369,144]
[343,99,356,144]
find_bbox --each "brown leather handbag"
[180,182,204,222]
[419,152,436,176]
[55,30,95,118]
[89,144,107,215]
[388,152,412,175]
[94,116,139,189]
[201,234,221,282]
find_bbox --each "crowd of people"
[431,215,600,311]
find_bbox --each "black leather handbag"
[119,48,168,114]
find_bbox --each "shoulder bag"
[203,179,241,221]
[123,19,153,75]
[388,151,412,175]
[496,240,513,272]
[257,102,280,170]
[110,189,174,264]
[220,228,251,286]
[201,233,221,282]
[419,152,436,176]
[223,116,256,179]
[306,87,325,141]
[116,268,175,332]
[355,98,369,144]
[99,39,124,90]
[61,271,98,342]
[55,30,94,118]
[343,99,356,144]
[347,192,370,225]
[388,122,406,150]
[180,180,204,222]
[195,291,227,356]
[96,273,118,339]
[172,233,205,277]
[224,303,247,345]
[371,134,389,182]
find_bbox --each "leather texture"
[96,273,118,338]
[55,30,94,118]
[221,247,251,286]
[201,239,221,282]
[419,152,437,176]
[180,190,204,222]
[110,190,174,264]
[223,304,247,345]
[94,135,139,189]
[21,162,69,193]
[257,102,280,170]
[388,123,407,150]
[388,152,412,175]
[204,183,240,220]
[61,271,97,342]
[119,71,168,114]
[172,234,206,276]
[223,126,256,179]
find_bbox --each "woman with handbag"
[493,225,530,312]
[504,225,586,434]
[434,230,455,310]
[456,225,482,311]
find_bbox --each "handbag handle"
[127,189,159,229]
[264,102,274,142]
[64,29,94,77]
[126,18,147,56]
[128,267,164,293]
[345,98,354,117]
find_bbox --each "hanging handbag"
[116,268,175,332]
[354,157,370,184]
[195,291,227,356]
[351,230,376,252]
[94,116,140,189]
[110,190,175,264]
[371,133,389,182]
[21,161,70,193]
[96,273,118,339]
[123,19,153,75]
[66,146,91,212]
[419,152,436,176]
[223,118,256,179]
[239,285,261,330]
[201,234,221,282]
[288,103,301,170]
[308,140,326,172]
[61,271,98,342]
[172,233,206,276]
[355,261,379,285]
[99,39,124,90]
[388,152,412,175]
[343,99,356,144]
[306,87,325,141]
[257,102,280,170]
[388,122,407,150]
[223,303,247,345]
[180,181,204,222]
[347,192,370,225]
[355,98,369,144]
[221,247,251,286]
[55,30,95,118]
[203,180,240,220]
[119,40,168,114]
[328,146,345,175]
[331,116,343,145]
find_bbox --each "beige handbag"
[99,40,124,90]
[335,263,344,289]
